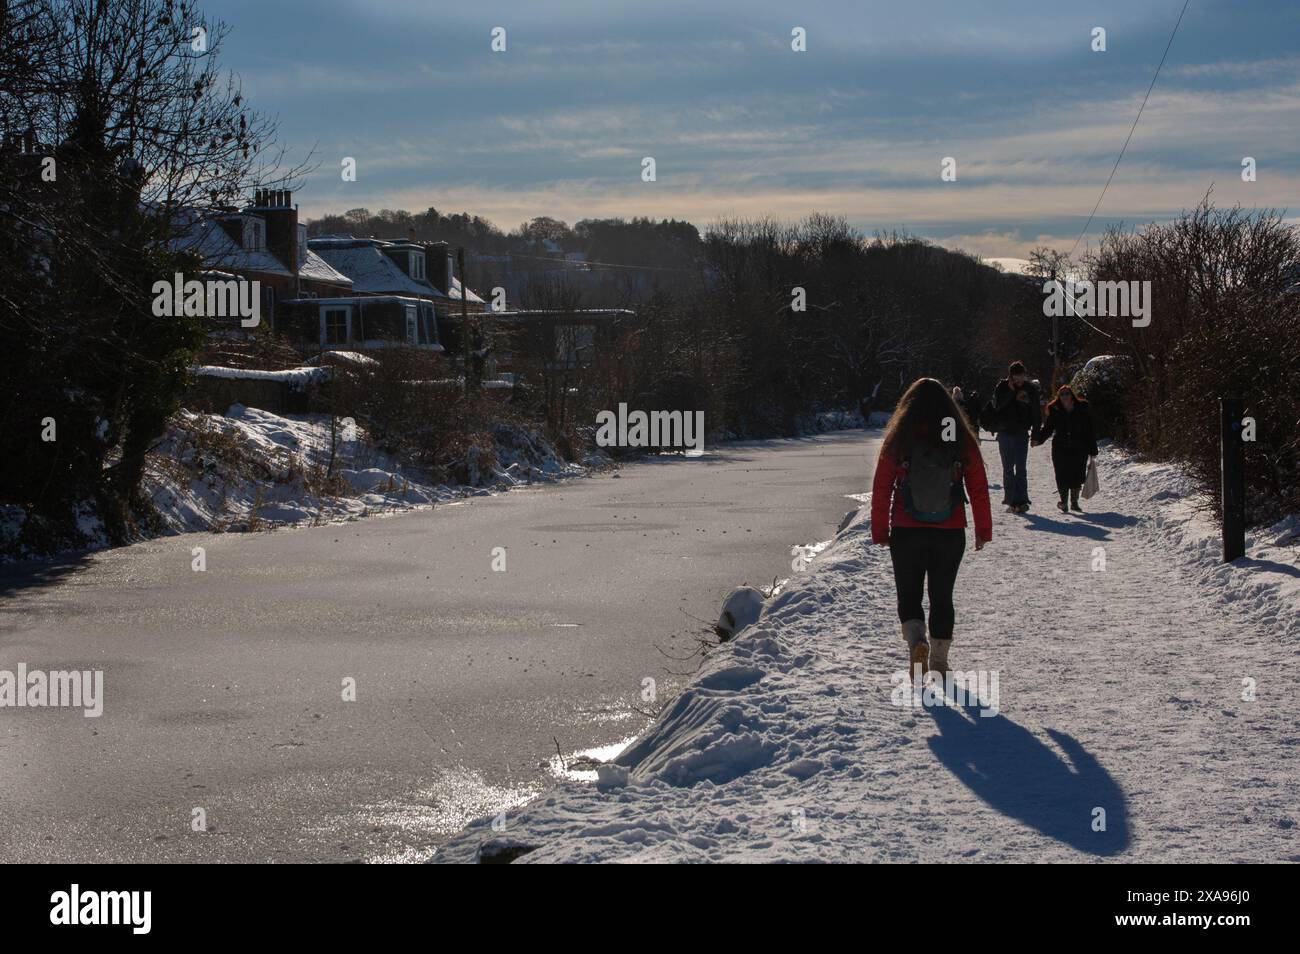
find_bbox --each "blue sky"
[212,0,1300,257]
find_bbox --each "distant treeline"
[305,208,701,271]
[306,205,1054,402]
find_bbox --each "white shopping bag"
[1081,457,1100,499]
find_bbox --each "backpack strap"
[953,439,970,503]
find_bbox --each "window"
[321,306,350,345]
[243,217,265,250]
[410,251,425,281]
[422,304,437,346]
[262,284,276,325]
[405,305,418,344]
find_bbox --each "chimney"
[427,241,452,295]
[261,188,298,281]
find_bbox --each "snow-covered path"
[434,436,1300,862]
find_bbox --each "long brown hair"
[1047,384,1085,413]
[881,377,977,461]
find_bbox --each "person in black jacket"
[990,361,1041,512]
[963,388,982,434]
[1032,384,1099,512]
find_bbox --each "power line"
[1063,283,1118,341]
[1069,0,1191,259]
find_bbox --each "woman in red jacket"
[871,378,992,675]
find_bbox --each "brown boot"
[929,638,952,674]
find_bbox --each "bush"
[1093,199,1300,525]
[1070,355,1133,441]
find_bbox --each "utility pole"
[1050,261,1062,393]
[458,246,471,395]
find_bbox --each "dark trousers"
[888,527,966,640]
[997,430,1030,505]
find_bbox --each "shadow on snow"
[1017,510,1138,541]
[926,694,1131,857]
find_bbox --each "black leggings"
[1052,446,1089,496]
[888,527,966,639]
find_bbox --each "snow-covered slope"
[433,438,1300,863]
[141,404,447,535]
[2,403,595,559]
[140,403,593,535]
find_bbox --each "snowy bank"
[1104,448,1300,641]
[140,404,446,535]
[141,404,594,536]
[2,403,598,560]
[432,439,1300,863]
[192,364,329,386]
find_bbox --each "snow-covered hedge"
[1070,355,1132,440]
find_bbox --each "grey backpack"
[901,440,966,522]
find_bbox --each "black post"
[458,247,471,395]
[1220,396,1245,562]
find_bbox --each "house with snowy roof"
[173,189,353,328]
[174,191,458,359]
[306,236,487,314]
[291,235,488,356]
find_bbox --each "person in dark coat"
[990,361,1041,512]
[963,388,982,434]
[1033,384,1099,512]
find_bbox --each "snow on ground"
[433,437,1300,863]
[1,403,596,559]
[192,365,329,385]
[139,403,594,537]
[141,403,447,535]
[1104,449,1300,642]
[716,408,889,443]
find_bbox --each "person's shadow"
[926,693,1130,856]
[1019,512,1112,541]
[1019,510,1136,541]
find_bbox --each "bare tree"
[1,0,302,548]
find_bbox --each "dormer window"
[243,217,265,251]
[411,251,425,281]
